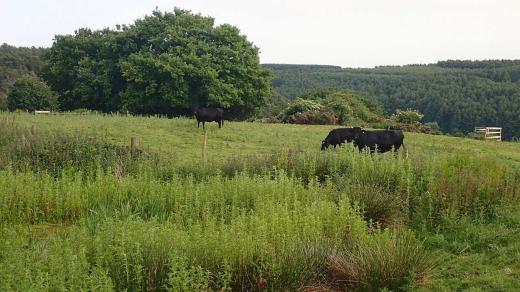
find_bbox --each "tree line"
[1,9,271,119]
[266,62,520,139]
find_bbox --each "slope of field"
[6,112,520,166]
[1,112,520,291]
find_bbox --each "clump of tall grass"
[347,183,406,227]
[324,229,437,291]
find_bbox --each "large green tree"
[42,9,271,118]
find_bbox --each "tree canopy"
[42,9,271,118]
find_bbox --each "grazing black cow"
[353,129,407,155]
[321,127,362,150]
[194,107,224,129]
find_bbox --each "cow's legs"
[197,121,200,128]
[218,120,222,128]
[202,121,205,130]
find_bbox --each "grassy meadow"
[1,111,520,291]
[7,112,520,165]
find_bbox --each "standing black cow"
[321,127,362,150]
[194,107,224,129]
[353,129,407,155]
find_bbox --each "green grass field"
[8,112,520,165]
[1,112,520,291]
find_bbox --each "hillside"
[265,61,520,139]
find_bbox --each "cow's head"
[321,139,329,150]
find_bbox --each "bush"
[326,229,437,291]
[348,184,405,227]
[392,123,433,134]
[424,121,441,133]
[279,90,384,125]
[279,97,337,125]
[7,75,58,112]
[283,98,322,116]
[283,109,338,125]
[392,109,424,124]
[322,91,382,124]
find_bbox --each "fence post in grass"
[130,137,140,154]
[202,130,208,164]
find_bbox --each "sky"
[1,0,520,68]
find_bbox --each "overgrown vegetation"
[1,112,520,290]
[273,88,384,126]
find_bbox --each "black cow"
[353,129,407,155]
[321,127,362,150]
[194,107,224,129]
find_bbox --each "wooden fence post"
[130,137,140,152]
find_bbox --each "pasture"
[7,112,520,165]
[1,111,520,291]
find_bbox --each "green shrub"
[283,98,322,116]
[283,109,338,125]
[392,109,424,124]
[7,75,58,112]
[392,122,434,134]
[279,90,384,125]
[424,121,441,133]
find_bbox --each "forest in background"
[266,61,520,139]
